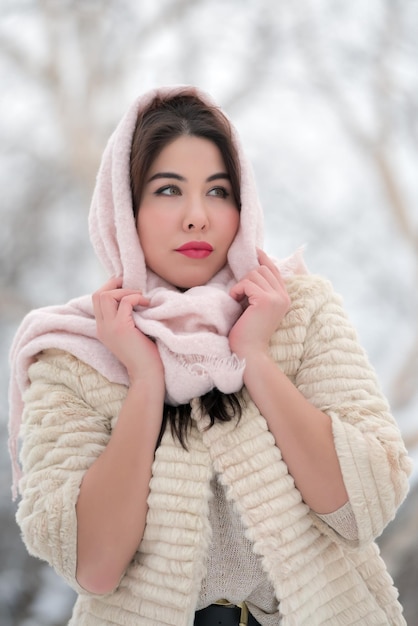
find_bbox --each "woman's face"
[137,135,240,290]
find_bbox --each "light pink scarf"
[8,85,307,498]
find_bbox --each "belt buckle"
[214,599,249,626]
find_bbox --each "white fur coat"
[16,275,412,625]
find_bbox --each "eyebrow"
[147,172,231,183]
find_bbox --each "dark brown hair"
[129,92,244,447]
[158,390,244,450]
[130,93,241,218]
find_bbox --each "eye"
[155,185,181,196]
[208,186,230,199]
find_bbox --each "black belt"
[194,600,261,626]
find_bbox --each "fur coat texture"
[16,274,412,626]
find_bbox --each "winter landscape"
[0,1,417,624]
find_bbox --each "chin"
[175,282,201,291]
[175,277,211,291]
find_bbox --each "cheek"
[228,211,240,241]
[136,210,157,245]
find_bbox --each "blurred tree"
[1,1,417,624]
[287,0,418,413]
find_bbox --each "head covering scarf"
[8,85,307,498]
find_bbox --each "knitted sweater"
[198,476,357,624]
[16,275,412,625]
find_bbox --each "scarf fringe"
[161,348,246,406]
[181,352,245,377]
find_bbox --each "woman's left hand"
[229,249,291,359]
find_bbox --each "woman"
[9,86,412,625]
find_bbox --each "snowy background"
[1,1,417,624]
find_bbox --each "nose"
[182,198,209,232]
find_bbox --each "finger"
[117,293,150,316]
[254,265,283,291]
[94,277,123,295]
[93,281,144,308]
[239,267,278,294]
[230,276,267,302]
[257,249,285,284]
[247,269,275,292]
[99,290,147,317]
[229,280,248,302]
[102,288,147,303]
[92,295,104,322]
[92,277,122,320]
[257,248,280,274]
[98,291,120,320]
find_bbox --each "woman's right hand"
[92,277,164,383]
[78,278,165,594]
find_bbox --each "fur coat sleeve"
[278,275,412,546]
[15,348,128,593]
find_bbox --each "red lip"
[176,241,213,252]
[175,241,213,259]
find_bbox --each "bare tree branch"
[222,0,285,112]
[293,2,418,408]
